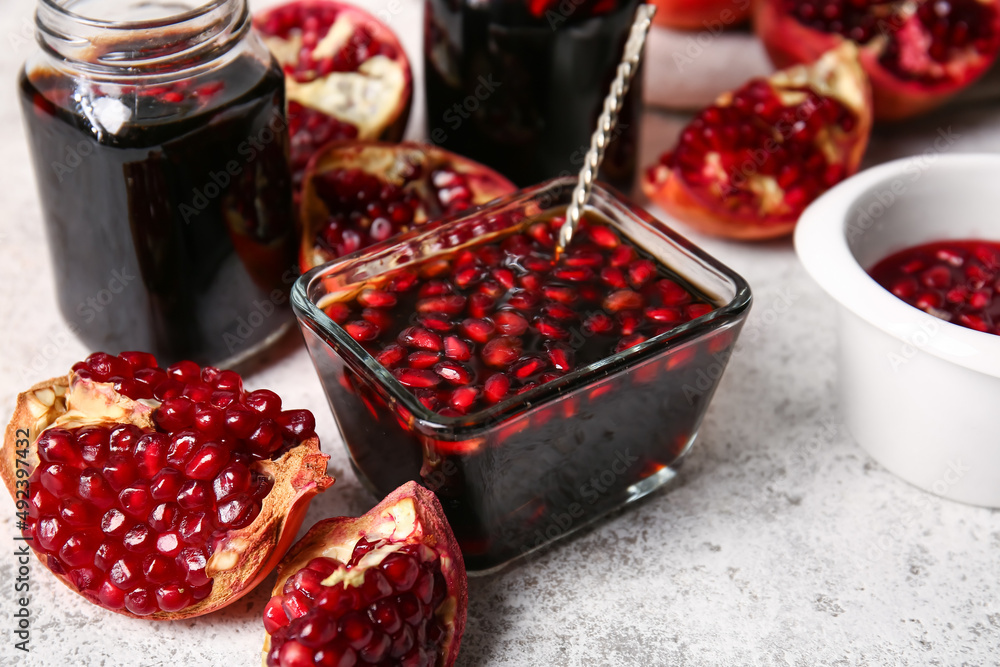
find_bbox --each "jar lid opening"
[35,0,249,78]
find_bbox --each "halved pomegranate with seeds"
[642,43,872,240]
[254,0,413,186]
[262,481,466,667]
[299,141,517,271]
[0,352,333,619]
[869,239,1000,335]
[650,0,752,30]
[755,0,1000,120]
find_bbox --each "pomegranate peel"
[755,0,1000,120]
[642,43,872,240]
[262,481,467,667]
[2,355,334,619]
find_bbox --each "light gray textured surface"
[1,1,999,665]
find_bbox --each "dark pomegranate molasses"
[305,208,743,570]
[328,214,715,413]
[869,240,1000,335]
[20,0,296,366]
[424,0,643,188]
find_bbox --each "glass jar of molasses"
[424,0,643,190]
[20,0,296,367]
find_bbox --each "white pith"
[264,13,407,138]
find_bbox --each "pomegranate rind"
[299,140,518,271]
[754,0,1000,121]
[1,372,334,620]
[254,0,413,143]
[262,481,468,667]
[651,0,751,30]
[642,42,873,240]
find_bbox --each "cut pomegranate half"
[262,481,467,667]
[755,0,1000,120]
[299,141,517,271]
[650,0,751,30]
[1,352,333,619]
[254,0,413,186]
[642,43,872,240]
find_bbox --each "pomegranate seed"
[376,344,406,368]
[511,356,547,381]
[686,303,714,319]
[416,295,466,315]
[583,312,615,334]
[603,289,644,312]
[657,279,692,305]
[358,289,397,308]
[481,336,522,368]
[460,318,495,343]
[407,350,441,369]
[434,361,474,385]
[393,368,441,388]
[345,320,380,341]
[398,327,443,352]
[494,310,528,336]
[443,335,472,361]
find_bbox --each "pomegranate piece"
[299,141,517,270]
[642,43,872,240]
[650,0,751,30]
[868,239,1000,336]
[262,481,467,667]
[322,213,714,414]
[1,353,333,619]
[254,0,413,186]
[755,0,1000,120]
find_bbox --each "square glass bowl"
[292,177,752,571]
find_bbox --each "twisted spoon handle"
[556,3,656,258]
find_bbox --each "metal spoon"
[555,3,656,260]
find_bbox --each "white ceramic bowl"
[796,153,1000,508]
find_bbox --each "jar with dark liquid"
[424,0,643,189]
[20,0,296,366]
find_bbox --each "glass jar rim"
[39,0,232,30]
[35,0,250,78]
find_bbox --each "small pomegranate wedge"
[300,141,516,271]
[1,352,333,619]
[643,43,872,240]
[255,0,413,186]
[262,481,467,667]
[755,0,1000,120]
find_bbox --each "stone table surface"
[1,1,999,666]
